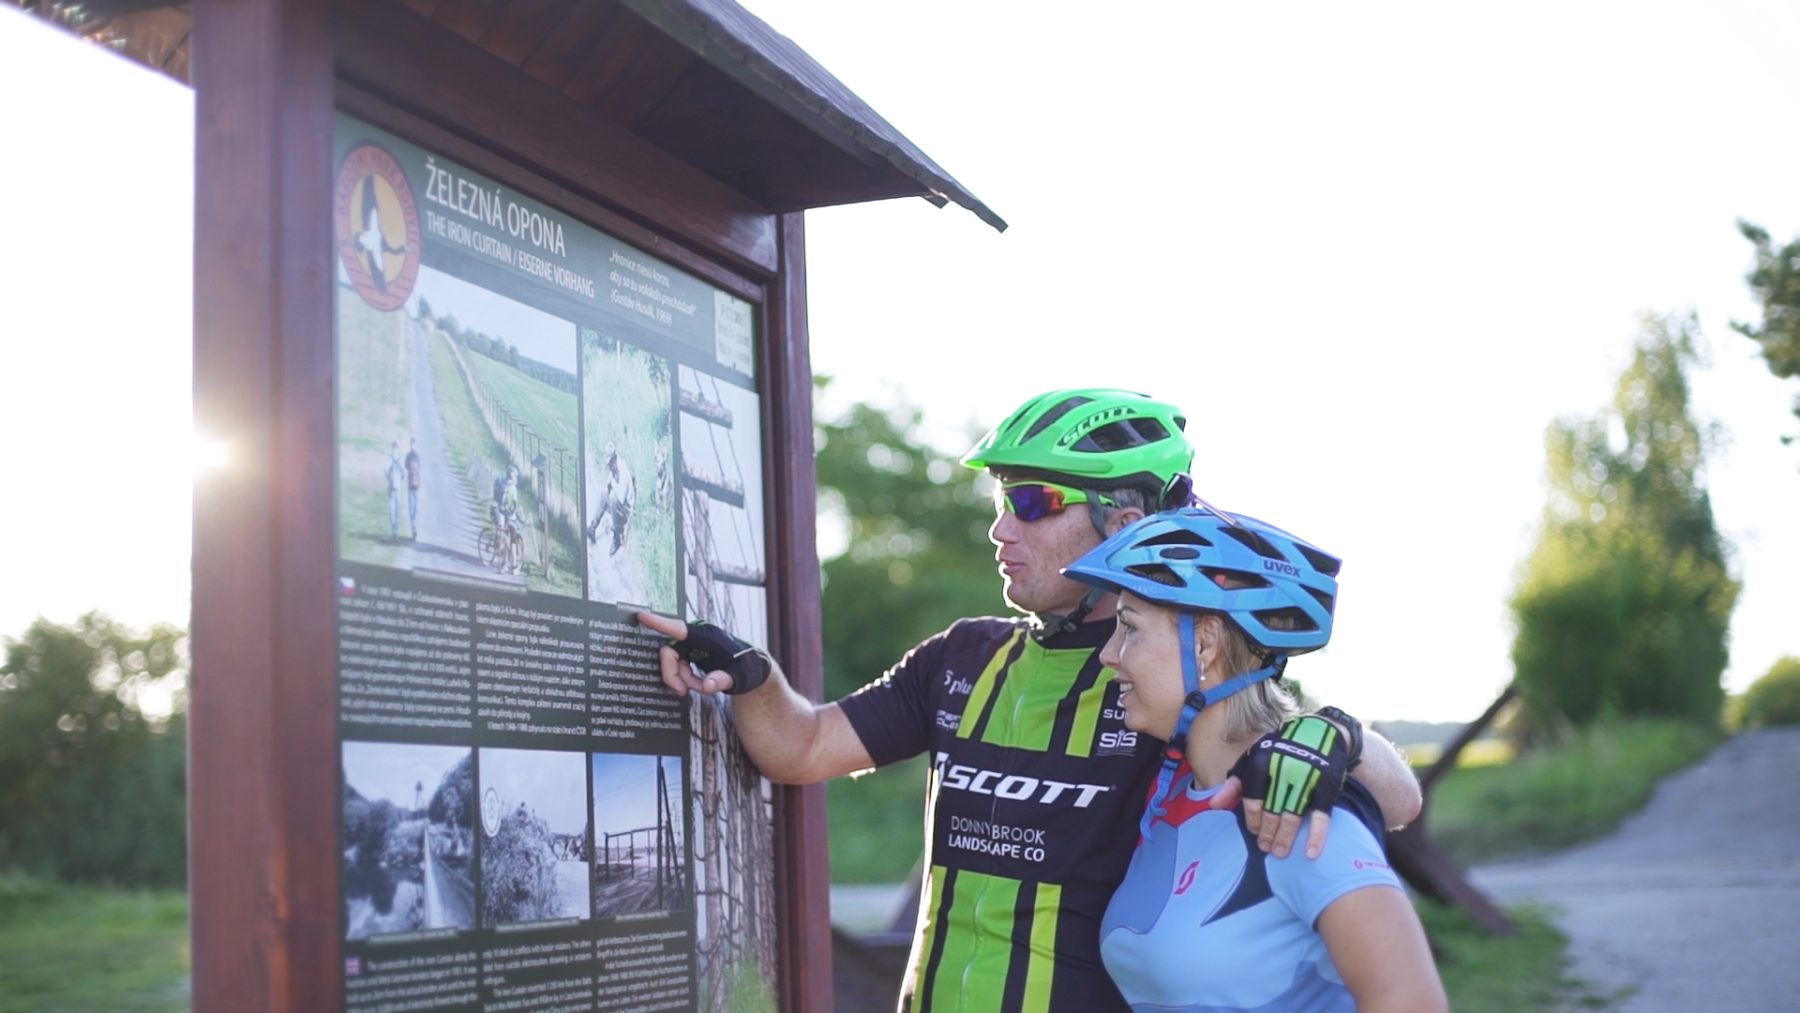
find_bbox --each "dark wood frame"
[189,0,831,1008]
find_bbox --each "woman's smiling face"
[1099,591,1190,739]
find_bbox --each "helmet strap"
[1082,488,1111,539]
[1031,586,1106,643]
[1137,618,1289,839]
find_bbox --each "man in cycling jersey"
[640,388,1421,1012]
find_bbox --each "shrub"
[1735,656,1800,729]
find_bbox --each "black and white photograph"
[591,753,688,919]
[582,328,677,612]
[341,742,476,941]
[478,747,592,928]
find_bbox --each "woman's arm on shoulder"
[1316,886,1446,1013]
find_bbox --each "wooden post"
[1387,686,1520,936]
[768,212,834,1012]
[189,0,339,1007]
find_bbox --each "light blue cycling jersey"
[1099,775,1398,1011]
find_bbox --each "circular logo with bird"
[333,143,421,311]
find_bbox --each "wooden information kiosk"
[25,2,1000,1009]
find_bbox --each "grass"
[0,873,189,1012]
[827,757,927,884]
[1419,899,1622,1011]
[465,352,580,457]
[1426,717,1720,865]
[581,331,677,612]
[0,875,1613,1012]
[336,289,412,568]
[432,330,584,596]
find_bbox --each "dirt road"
[399,319,523,589]
[1473,727,1800,1010]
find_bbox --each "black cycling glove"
[667,621,773,696]
[1231,708,1363,820]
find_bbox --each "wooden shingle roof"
[24,0,1004,230]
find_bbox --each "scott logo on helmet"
[932,752,1111,808]
[1055,406,1135,447]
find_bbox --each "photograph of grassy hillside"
[581,328,676,612]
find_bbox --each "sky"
[343,741,470,810]
[591,753,684,839]
[1,2,1796,722]
[481,747,588,834]
[406,266,577,371]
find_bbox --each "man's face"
[987,480,1107,615]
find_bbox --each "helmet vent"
[1139,529,1212,549]
[1297,545,1342,578]
[1202,567,1269,590]
[1218,525,1282,560]
[1075,418,1168,453]
[1021,396,1091,442]
[1158,546,1201,561]
[1124,563,1184,588]
[1304,586,1336,614]
[1254,606,1320,632]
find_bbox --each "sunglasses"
[997,481,1116,521]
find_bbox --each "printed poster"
[331,113,778,1012]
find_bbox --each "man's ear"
[1104,506,1145,535]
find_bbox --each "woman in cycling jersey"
[1064,505,1446,1012]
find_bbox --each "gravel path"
[1472,727,1800,1010]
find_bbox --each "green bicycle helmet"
[962,388,1192,494]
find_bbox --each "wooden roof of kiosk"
[27,0,1005,235]
[24,2,1000,1010]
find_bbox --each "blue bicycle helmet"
[1064,507,1339,654]
[1064,506,1341,836]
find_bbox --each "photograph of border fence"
[678,367,766,639]
[590,753,688,919]
[581,328,676,612]
[341,742,476,941]
[675,366,777,1008]
[477,747,592,929]
[338,265,583,595]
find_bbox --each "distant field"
[1404,737,1514,769]
[464,351,579,457]
[0,874,188,1012]
[1427,717,1719,864]
[336,291,411,567]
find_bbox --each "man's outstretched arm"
[638,611,875,785]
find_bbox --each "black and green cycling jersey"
[839,616,1160,1012]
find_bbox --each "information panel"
[331,113,776,1011]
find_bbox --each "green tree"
[1509,314,1740,737]
[1734,656,1800,730]
[1732,220,1800,442]
[0,614,188,886]
[813,388,998,701]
